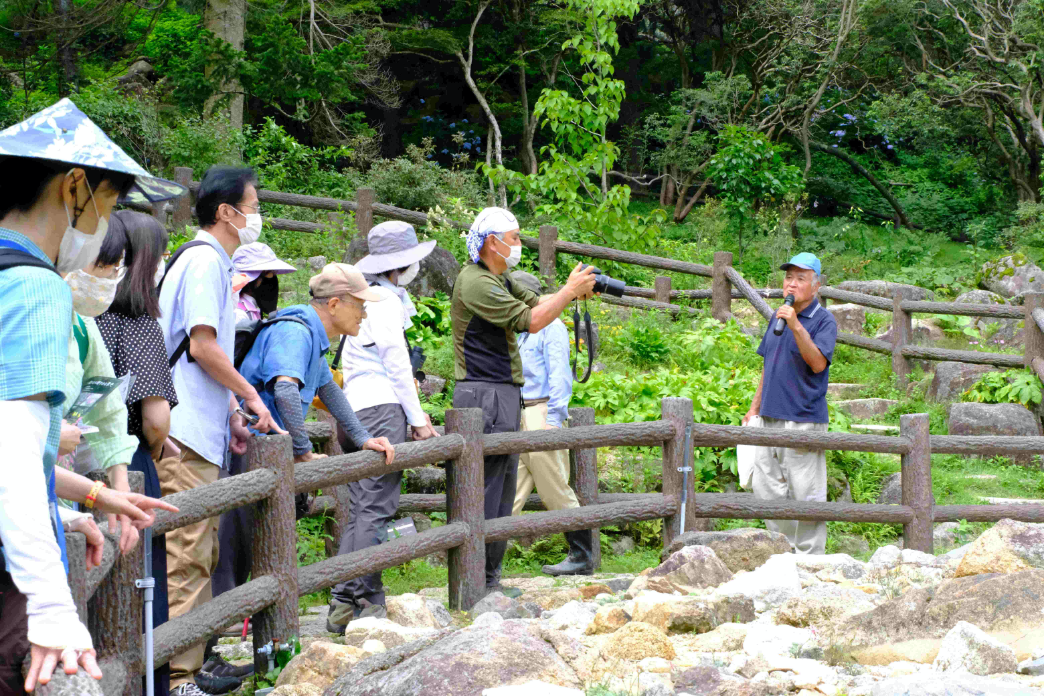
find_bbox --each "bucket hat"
[354,221,437,275]
[0,98,186,205]
[231,243,297,292]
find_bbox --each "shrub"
[963,368,1043,408]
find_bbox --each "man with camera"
[452,207,596,596]
[742,253,837,555]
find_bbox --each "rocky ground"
[248,521,1044,696]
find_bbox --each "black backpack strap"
[163,240,220,369]
[234,315,309,369]
[0,248,61,276]
[332,336,347,370]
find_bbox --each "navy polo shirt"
[756,299,837,423]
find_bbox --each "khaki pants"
[752,417,828,555]
[156,441,221,687]
[512,402,580,515]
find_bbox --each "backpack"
[233,315,310,369]
[0,242,62,277]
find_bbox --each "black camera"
[408,344,427,381]
[580,264,626,297]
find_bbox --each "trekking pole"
[135,528,155,696]
[678,422,693,535]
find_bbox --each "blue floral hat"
[0,98,186,205]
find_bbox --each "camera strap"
[572,299,595,383]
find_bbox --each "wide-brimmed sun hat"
[0,98,186,205]
[354,221,437,275]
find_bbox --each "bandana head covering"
[466,207,520,263]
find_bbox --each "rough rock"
[386,593,445,629]
[673,665,776,696]
[932,621,1018,675]
[586,605,631,635]
[875,320,943,345]
[979,253,1044,298]
[472,612,505,628]
[603,577,634,594]
[955,519,1044,577]
[948,402,1042,438]
[361,640,386,654]
[714,553,802,612]
[742,623,814,660]
[631,591,755,634]
[482,683,584,696]
[522,588,582,611]
[776,584,881,628]
[664,528,792,573]
[403,466,445,494]
[794,553,868,579]
[928,363,1002,403]
[681,622,749,652]
[833,398,898,419]
[1017,656,1044,675]
[828,383,868,399]
[870,672,1035,695]
[470,591,529,620]
[610,536,636,555]
[647,545,734,591]
[576,320,600,356]
[579,584,612,600]
[934,522,961,550]
[835,533,872,557]
[953,290,1021,344]
[869,544,902,568]
[418,375,447,398]
[326,622,579,695]
[341,617,435,649]
[837,280,934,301]
[601,621,676,661]
[876,473,903,505]
[276,640,367,690]
[307,255,327,271]
[829,303,867,334]
[272,686,323,696]
[544,601,597,633]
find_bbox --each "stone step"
[833,398,898,419]
[827,383,868,399]
[979,496,1044,505]
[850,423,900,433]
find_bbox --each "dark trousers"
[452,381,522,587]
[213,452,253,598]
[331,403,408,607]
[0,564,28,696]
[128,445,171,696]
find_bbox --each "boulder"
[794,553,868,579]
[834,533,871,558]
[673,666,778,696]
[469,591,529,620]
[877,474,903,506]
[837,280,934,301]
[713,552,802,612]
[1018,656,1044,675]
[833,398,897,419]
[953,290,1021,345]
[979,253,1044,298]
[775,584,881,628]
[403,466,445,494]
[326,622,580,695]
[828,383,868,399]
[631,591,755,634]
[341,617,435,649]
[521,589,582,611]
[472,612,505,628]
[601,621,676,661]
[663,528,792,573]
[948,402,1042,437]
[682,622,749,652]
[307,255,328,271]
[386,593,447,629]
[418,375,446,398]
[647,545,734,591]
[543,601,596,633]
[932,621,1018,675]
[579,584,612,600]
[829,303,867,335]
[869,544,902,568]
[610,536,636,555]
[482,683,584,696]
[870,673,1034,695]
[742,623,814,660]
[875,320,943,345]
[345,238,459,298]
[586,605,631,635]
[928,362,1001,402]
[276,640,367,690]
[955,519,1044,577]
[272,686,323,696]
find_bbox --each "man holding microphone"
[743,253,837,555]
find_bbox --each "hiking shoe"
[201,654,254,679]
[326,598,356,635]
[194,669,242,696]
[170,684,209,696]
[355,598,387,620]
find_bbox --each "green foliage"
[616,313,671,368]
[296,515,331,567]
[503,533,568,573]
[963,369,1043,408]
[406,292,453,353]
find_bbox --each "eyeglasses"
[96,262,126,281]
[233,203,266,217]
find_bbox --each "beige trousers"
[156,441,221,687]
[512,402,580,515]
[751,417,828,555]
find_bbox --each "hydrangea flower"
[449,122,456,128]
[463,119,468,123]
[441,148,449,154]
[463,142,472,150]
[420,99,425,104]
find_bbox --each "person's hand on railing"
[229,412,252,455]
[412,414,440,441]
[294,451,327,464]
[363,437,395,464]
[63,515,105,570]
[242,394,287,437]
[25,645,102,693]
[94,488,179,530]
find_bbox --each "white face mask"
[66,267,123,317]
[494,235,522,269]
[57,172,109,274]
[397,262,420,287]
[230,205,263,246]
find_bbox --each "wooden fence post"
[654,276,672,305]
[87,472,144,696]
[172,167,193,232]
[539,225,559,291]
[712,252,732,322]
[661,397,695,552]
[151,201,167,229]
[891,288,912,387]
[569,407,601,571]
[317,409,350,559]
[445,408,486,611]
[900,413,933,554]
[356,187,375,237]
[248,434,299,676]
[1024,292,1044,369]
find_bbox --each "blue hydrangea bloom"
[441,149,449,154]
[420,99,425,104]
[449,122,456,128]
[463,142,472,150]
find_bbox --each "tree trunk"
[55,0,77,96]
[809,141,911,228]
[204,0,246,131]
[518,63,538,176]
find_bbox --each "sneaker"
[326,598,356,635]
[170,684,209,696]
[201,654,254,679]
[194,669,242,696]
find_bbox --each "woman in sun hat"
[325,220,441,634]
[230,242,297,322]
[0,98,185,694]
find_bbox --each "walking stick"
[679,422,693,535]
[136,528,155,696]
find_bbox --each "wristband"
[84,481,106,509]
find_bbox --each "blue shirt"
[756,299,837,424]
[517,318,573,428]
[159,231,236,468]
[0,227,73,566]
[238,304,333,431]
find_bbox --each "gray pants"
[331,403,408,607]
[752,417,828,555]
[452,381,522,587]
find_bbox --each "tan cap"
[309,263,383,302]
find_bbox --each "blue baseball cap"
[781,252,821,277]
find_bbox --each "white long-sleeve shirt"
[340,284,427,426]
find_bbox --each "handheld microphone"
[773,295,795,336]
